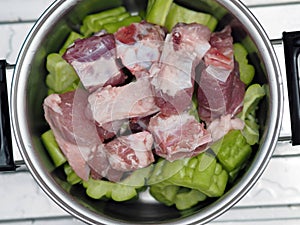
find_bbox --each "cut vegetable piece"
[149,153,228,198]
[145,0,173,26]
[150,181,208,210]
[64,163,82,185]
[233,43,255,85]
[239,84,266,145]
[148,154,225,209]
[148,158,188,185]
[84,178,139,201]
[119,165,153,187]
[103,15,142,33]
[85,12,131,37]
[80,6,127,36]
[189,0,227,20]
[117,12,131,21]
[210,130,252,172]
[169,153,217,193]
[59,32,84,55]
[149,182,180,206]
[83,166,151,201]
[111,185,138,201]
[204,163,228,197]
[165,3,218,32]
[240,84,266,120]
[171,154,228,197]
[83,179,114,199]
[243,116,260,145]
[41,130,66,167]
[45,53,79,94]
[174,188,207,210]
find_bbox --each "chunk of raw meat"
[105,131,155,171]
[63,34,126,92]
[115,21,166,77]
[148,112,212,161]
[88,77,160,126]
[43,89,104,180]
[87,144,125,182]
[197,26,245,122]
[150,23,211,115]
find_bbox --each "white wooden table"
[1,0,300,224]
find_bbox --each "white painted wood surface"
[1,0,300,224]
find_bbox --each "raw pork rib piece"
[105,131,155,171]
[88,77,160,126]
[148,112,212,161]
[43,89,105,180]
[197,26,245,123]
[63,33,126,92]
[115,21,166,77]
[150,23,211,115]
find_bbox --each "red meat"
[63,34,126,92]
[148,112,212,161]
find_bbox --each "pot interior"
[12,0,282,224]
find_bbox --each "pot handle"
[0,60,15,171]
[283,31,300,145]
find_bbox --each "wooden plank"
[0,0,54,22]
[243,0,300,6]
[238,155,300,207]
[248,3,300,39]
[213,206,300,224]
[0,171,67,221]
[0,217,84,225]
[0,23,34,64]
[2,150,300,222]
[0,1,299,64]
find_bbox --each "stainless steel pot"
[0,0,289,224]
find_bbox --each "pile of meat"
[43,21,245,182]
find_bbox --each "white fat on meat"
[207,114,245,142]
[148,112,212,162]
[105,131,155,171]
[88,77,160,126]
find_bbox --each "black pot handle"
[0,60,15,171]
[283,31,300,145]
